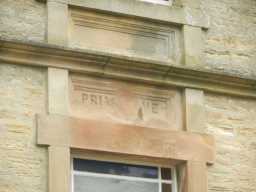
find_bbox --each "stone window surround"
[33,66,215,192]
[5,36,256,192]
[36,113,215,192]
[3,0,256,189]
[36,0,209,67]
[10,1,214,192]
[1,0,256,186]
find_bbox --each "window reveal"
[72,158,177,192]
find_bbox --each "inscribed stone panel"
[70,74,183,130]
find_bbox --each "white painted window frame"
[71,156,178,192]
[140,0,173,6]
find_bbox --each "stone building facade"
[0,0,256,192]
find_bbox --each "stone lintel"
[37,114,215,164]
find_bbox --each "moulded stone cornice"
[0,38,256,98]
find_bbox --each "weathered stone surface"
[0,0,46,42]
[47,1,68,45]
[68,7,183,63]
[36,114,215,163]
[1,0,255,78]
[202,0,256,78]
[70,74,183,130]
[205,93,256,192]
[0,0,256,192]
[0,64,47,192]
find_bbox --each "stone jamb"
[48,68,70,114]
[181,88,208,192]
[183,88,205,133]
[47,67,70,192]
[46,0,68,46]
[183,25,204,66]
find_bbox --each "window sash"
[73,170,173,184]
[71,157,178,192]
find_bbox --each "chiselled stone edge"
[35,0,210,29]
[1,38,256,98]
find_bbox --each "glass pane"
[161,168,172,180]
[74,175,159,192]
[74,158,158,179]
[162,184,172,192]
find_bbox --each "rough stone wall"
[199,1,256,191]
[202,2,256,189]
[0,64,47,192]
[206,93,256,192]
[202,0,256,79]
[0,1,48,191]
[0,0,46,42]
[0,0,256,192]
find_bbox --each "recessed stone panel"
[70,74,183,130]
[68,7,182,63]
